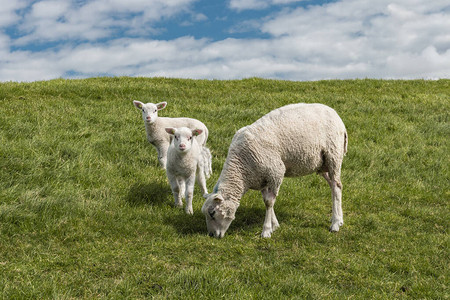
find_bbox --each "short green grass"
[0,77,448,299]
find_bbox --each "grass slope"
[0,78,449,299]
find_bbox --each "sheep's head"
[165,127,202,153]
[201,193,239,238]
[133,100,167,124]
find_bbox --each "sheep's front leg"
[261,188,279,238]
[184,175,196,215]
[322,172,344,232]
[196,165,208,198]
[168,175,183,207]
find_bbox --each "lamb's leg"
[184,175,196,215]
[168,175,183,207]
[261,188,279,238]
[157,146,168,169]
[322,172,344,232]
[179,178,186,200]
[196,166,208,198]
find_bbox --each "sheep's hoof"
[329,221,343,232]
[261,230,272,238]
[329,226,339,233]
[174,202,183,208]
[185,208,193,215]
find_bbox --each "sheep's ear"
[156,102,167,110]
[192,129,203,136]
[213,194,224,204]
[133,100,144,109]
[165,128,176,135]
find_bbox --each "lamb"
[165,127,212,214]
[201,103,348,238]
[133,100,209,169]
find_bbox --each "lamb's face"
[141,103,159,124]
[165,127,203,153]
[133,100,167,124]
[202,194,238,238]
[172,127,194,152]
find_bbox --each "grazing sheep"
[202,103,348,238]
[133,100,208,169]
[165,127,212,214]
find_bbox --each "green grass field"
[0,78,448,299]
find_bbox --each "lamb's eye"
[188,136,191,141]
[154,110,157,113]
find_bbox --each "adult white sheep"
[202,103,348,238]
[165,127,212,214]
[133,100,209,169]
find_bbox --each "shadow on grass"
[163,201,289,236]
[163,210,206,235]
[126,182,172,206]
[230,205,289,233]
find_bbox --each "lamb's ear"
[192,129,203,136]
[165,128,176,135]
[133,100,144,109]
[156,102,167,110]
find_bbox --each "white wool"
[202,103,348,238]
[133,100,208,169]
[165,127,212,215]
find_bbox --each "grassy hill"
[0,78,448,298]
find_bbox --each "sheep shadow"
[229,204,289,234]
[163,209,207,235]
[126,181,172,207]
[163,200,287,236]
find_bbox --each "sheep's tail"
[343,131,348,155]
[200,146,212,179]
[202,127,209,147]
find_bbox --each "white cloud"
[229,0,304,11]
[229,0,268,10]
[0,0,28,27]
[227,19,262,34]
[258,0,450,79]
[0,33,11,56]
[13,0,198,44]
[0,0,449,81]
[386,46,450,79]
[194,13,208,22]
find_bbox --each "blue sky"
[1,0,449,81]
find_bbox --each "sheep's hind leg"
[322,172,344,232]
[184,175,195,215]
[156,148,168,169]
[261,188,279,238]
[196,166,208,198]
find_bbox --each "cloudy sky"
[1,0,449,82]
